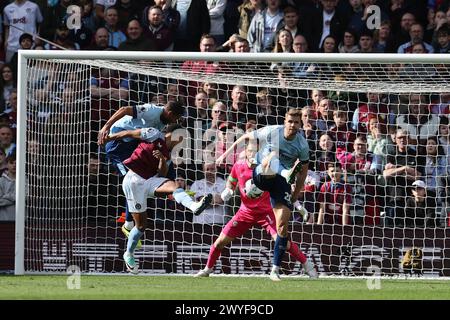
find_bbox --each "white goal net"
[16,51,450,277]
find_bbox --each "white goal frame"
[15,50,450,275]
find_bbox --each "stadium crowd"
[1,0,450,230]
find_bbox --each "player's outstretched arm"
[97,106,134,146]
[216,132,253,165]
[106,129,142,142]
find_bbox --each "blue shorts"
[252,169,293,210]
[105,139,139,176]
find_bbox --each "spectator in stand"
[3,0,43,63]
[114,0,142,30]
[200,82,223,107]
[36,0,71,44]
[214,121,242,173]
[95,0,117,21]
[433,24,450,52]
[309,89,324,118]
[396,94,440,150]
[247,0,283,52]
[300,105,319,157]
[187,91,209,132]
[0,153,15,221]
[67,6,94,50]
[352,92,389,134]
[348,0,389,36]
[387,12,416,53]
[422,136,449,208]
[311,0,347,52]
[103,7,127,49]
[201,103,228,170]
[0,64,15,113]
[79,0,97,33]
[291,35,317,78]
[358,28,377,53]
[215,33,241,52]
[143,0,180,32]
[319,35,337,53]
[165,82,184,105]
[383,128,425,227]
[118,19,157,51]
[314,132,336,182]
[0,89,17,137]
[346,0,363,32]
[405,179,438,228]
[87,27,116,50]
[181,34,220,104]
[338,29,360,53]
[0,149,6,173]
[238,0,263,39]
[269,29,294,71]
[44,20,80,50]
[373,20,392,53]
[425,9,447,43]
[281,6,302,41]
[317,162,352,226]
[340,135,382,226]
[315,98,335,132]
[173,0,210,51]
[206,0,227,45]
[397,23,434,53]
[0,125,15,157]
[190,162,227,225]
[144,6,175,51]
[9,33,33,78]
[438,116,450,164]
[254,88,284,127]
[227,85,249,130]
[329,107,357,162]
[367,116,390,170]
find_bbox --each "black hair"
[166,100,185,116]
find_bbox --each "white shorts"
[122,170,169,213]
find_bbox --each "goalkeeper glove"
[221,188,234,202]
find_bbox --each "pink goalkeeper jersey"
[230,160,272,214]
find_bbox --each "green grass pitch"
[1,275,449,300]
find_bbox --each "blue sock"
[273,235,288,267]
[126,227,143,254]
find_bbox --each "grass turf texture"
[0,275,449,299]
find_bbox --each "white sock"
[204,267,213,273]
[271,265,280,273]
[173,188,196,211]
[124,220,134,230]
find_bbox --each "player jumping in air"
[106,125,212,274]
[97,100,185,246]
[217,108,311,281]
[195,141,317,278]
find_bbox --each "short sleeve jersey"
[252,125,309,170]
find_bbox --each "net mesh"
[21,55,450,276]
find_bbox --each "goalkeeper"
[106,125,212,274]
[195,141,317,278]
[97,100,185,241]
[216,108,310,281]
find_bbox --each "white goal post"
[16,51,450,276]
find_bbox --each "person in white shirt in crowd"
[190,162,227,225]
[3,0,43,63]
